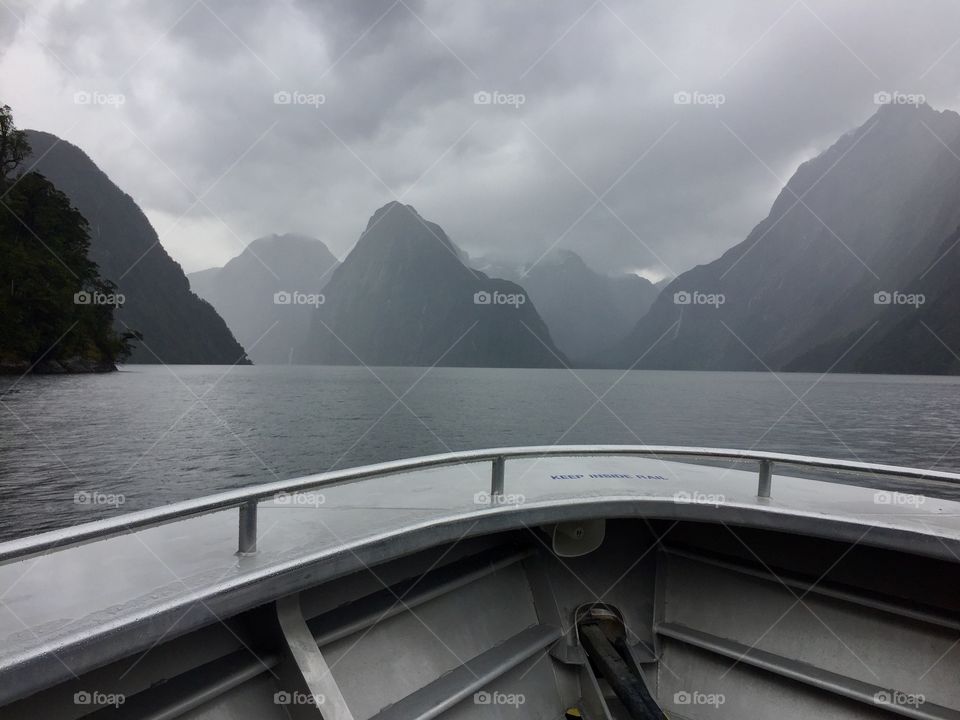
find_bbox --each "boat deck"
[1,450,959,706]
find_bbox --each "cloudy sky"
[2,0,960,280]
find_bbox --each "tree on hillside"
[0,105,30,181]
[0,104,137,369]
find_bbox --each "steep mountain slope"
[299,202,565,367]
[189,235,338,364]
[616,103,960,371]
[24,130,247,364]
[790,225,960,374]
[510,251,659,362]
[0,168,130,373]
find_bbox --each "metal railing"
[1,445,958,563]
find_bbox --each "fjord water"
[1,365,959,541]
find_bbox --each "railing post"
[757,459,773,499]
[491,456,505,500]
[238,500,258,555]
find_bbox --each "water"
[1,365,959,541]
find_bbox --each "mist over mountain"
[189,235,338,364]
[300,202,565,368]
[20,101,960,374]
[616,103,960,373]
[24,131,247,364]
[478,250,659,363]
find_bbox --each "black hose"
[579,623,666,720]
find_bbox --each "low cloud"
[3,0,960,275]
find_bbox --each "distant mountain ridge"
[479,250,659,363]
[189,234,339,364]
[24,130,247,364]
[615,103,960,373]
[26,101,960,374]
[299,202,565,367]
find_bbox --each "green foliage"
[25,128,249,364]
[0,105,134,369]
[0,105,30,180]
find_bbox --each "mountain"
[493,250,659,363]
[24,130,248,364]
[299,202,565,367]
[789,225,960,374]
[616,103,960,372]
[1,106,134,374]
[188,234,339,364]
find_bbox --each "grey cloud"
[4,0,960,276]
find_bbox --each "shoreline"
[0,358,117,375]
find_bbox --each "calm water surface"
[1,365,959,540]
